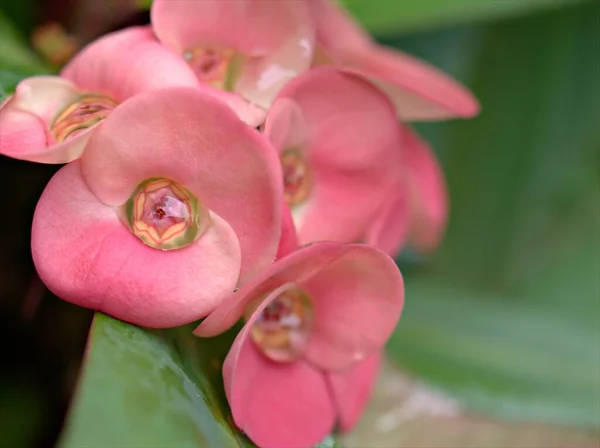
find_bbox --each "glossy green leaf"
[341,0,587,35]
[59,313,245,447]
[59,313,338,447]
[387,1,600,429]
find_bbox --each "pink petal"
[265,68,401,243]
[0,76,95,163]
[302,245,403,371]
[213,90,267,127]
[263,97,309,155]
[223,286,335,448]
[81,87,282,282]
[0,108,48,161]
[31,161,241,328]
[307,0,372,55]
[196,243,404,372]
[195,242,349,337]
[340,45,480,121]
[4,76,80,122]
[299,170,392,244]
[276,203,299,260]
[364,180,411,256]
[151,0,315,109]
[61,26,201,102]
[326,352,382,432]
[274,68,399,169]
[403,127,449,252]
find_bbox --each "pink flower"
[31,87,282,327]
[195,242,403,448]
[307,0,480,121]
[150,0,316,127]
[263,67,402,245]
[327,351,382,432]
[366,127,448,255]
[0,26,204,164]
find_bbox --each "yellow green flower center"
[247,287,314,363]
[51,93,117,143]
[183,47,242,91]
[122,178,210,251]
[281,149,312,206]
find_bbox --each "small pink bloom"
[195,242,403,447]
[264,67,402,245]
[150,0,316,126]
[0,26,202,164]
[31,87,282,327]
[308,0,480,121]
[367,126,448,255]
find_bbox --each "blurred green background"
[0,0,598,447]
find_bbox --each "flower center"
[183,47,240,90]
[281,149,312,206]
[51,93,117,143]
[122,178,210,251]
[249,287,313,363]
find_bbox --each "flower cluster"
[0,1,478,446]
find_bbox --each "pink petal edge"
[151,0,315,110]
[265,68,401,244]
[195,242,351,337]
[364,180,411,257]
[31,161,242,328]
[80,87,282,282]
[61,26,201,102]
[301,245,403,371]
[223,283,336,448]
[340,45,480,121]
[403,127,449,253]
[326,351,382,432]
[0,76,96,163]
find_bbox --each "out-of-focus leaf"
[0,10,52,101]
[59,313,338,447]
[0,10,48,72]
[0,0,36,34]
[341,0,587,35]
[387,1,600,429]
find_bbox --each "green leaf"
[341,0,588,35]
[0,10,52,101]
[0,0,36,34]
[0,10,48,73]
[59,313,338,447]
[387,1,600,429]
[59,313,247,447]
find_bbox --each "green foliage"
[0,10,51,101]
[58,314,339,447]
[342,0,587,34]
[59,313,248,447]
[387,1,600,429]
[0,10,48,72]
[0,0,36,34]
